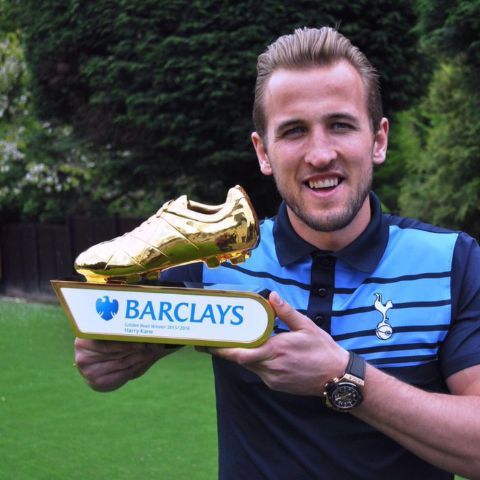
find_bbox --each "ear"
[251,132,272,176]
[372,117,389,166]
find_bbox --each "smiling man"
[75,27,480,479]
[251,61,388,250]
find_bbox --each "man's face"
[252,61,388,240]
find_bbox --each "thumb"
[269,291,312,332]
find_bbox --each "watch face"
[329,382,362,411]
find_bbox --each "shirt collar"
[273,192,389,273]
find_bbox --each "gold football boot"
[74,185,259,284]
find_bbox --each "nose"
[304,128,337,167]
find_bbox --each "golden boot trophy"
[74,185,259,283]
[52,186,274,347]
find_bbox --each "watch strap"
[346,351,365,381]
[323,352,366,411]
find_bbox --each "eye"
[282,126,306,138]
[331,122,353,131]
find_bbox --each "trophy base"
[51,280,274,348]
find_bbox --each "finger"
[77,350,157,391]
[269,291,313,332]
[209,344,273,365]
[82,369,130,392]
[74,338,164,362]
[74,337,146,354]
[74,340,158,372]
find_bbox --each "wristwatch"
[323,351,366,412]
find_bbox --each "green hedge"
[13,0,423,218]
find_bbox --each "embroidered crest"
[374,292,394,340]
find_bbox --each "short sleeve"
[439,232,480,378]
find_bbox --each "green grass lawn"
[0,298,217,480]
[0,298,468,480]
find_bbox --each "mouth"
[306,176,343,191]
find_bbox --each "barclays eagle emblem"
[96,296,119,321]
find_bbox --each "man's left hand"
[208,291,349,396]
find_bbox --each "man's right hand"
[74,338,177,392]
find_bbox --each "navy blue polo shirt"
[161,192,480,479]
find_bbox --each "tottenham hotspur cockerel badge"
[374,293,394,340]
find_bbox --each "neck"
[287,197,372,252]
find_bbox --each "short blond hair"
[253,27,383,137]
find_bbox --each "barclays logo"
[125,299,244,325]
[94,295,244,325]
[96,295,119,321]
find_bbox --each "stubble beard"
[273,168,373,233]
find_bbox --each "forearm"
[213,294,480,477]
[354,365,480,479]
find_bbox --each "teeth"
[308,178,339,189]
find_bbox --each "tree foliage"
[0,31,133,222]
[398,61,480,237]
[417,0,480,74]
[11,0,423,219]
[393,0,480,238]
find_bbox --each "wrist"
[335,348,351,377]
[323,351,366,412]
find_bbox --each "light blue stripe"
[335,226,457,289]
[334,263,372,289]
[374,225,458,278]
[331,303,451,336]
[361,347,439,361]
[333,277,451,311]
[337,329,448,351]
[370,360,433,368]
[338,329,448,352]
